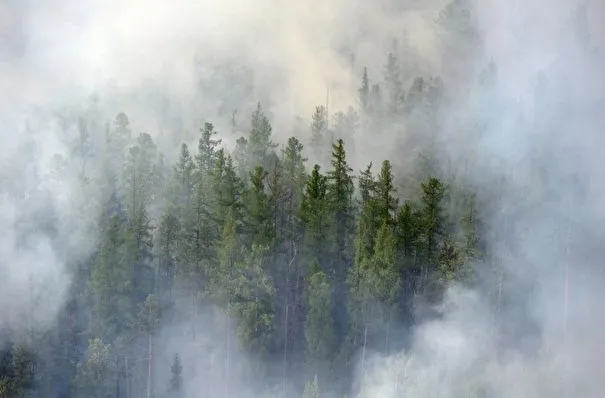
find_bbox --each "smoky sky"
[1,0,605,396]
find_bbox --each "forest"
[1,78,483,398]
[0,0,602,397]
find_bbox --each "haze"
[1,0,604,397]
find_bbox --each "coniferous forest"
[1,1,604,397]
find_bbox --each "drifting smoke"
[1,0,605,396]
[0,0,446,341]
[357,0,605,397]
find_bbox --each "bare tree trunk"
[225,311,230,398]
[147,333,153,398]
[191,291,197,341]
[282,250,296,398]
[282,299,289,398]
[361,325,368,379]
[125,355,130,398]
[385,310,390,353]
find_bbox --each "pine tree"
[75,338,112,398]
[354,163,377,267]
[347,220,400,360]
[331,108,359,165]
[196,122,223,174]
[157,210,180,305]
[228,244,276,357]
[282,137,307,254]
[384,53,405,116]
[233,136,250,181]
[213,150,245,230]
[358,67,370,111]
[375,160,398,225]
[310,106,328,150]
[249,103,278,168]
[326,139,355,261]
[420,177,447,264]
[90,212,133,341]
[325,138,355,364]
[304,265,335,379]
[168,354,183,397]
[138,294,160,398]
[173,143,195,208]
[302,375,320,398]
[106,112,132,165]
[0,343,37,398]
[417,177,447,293]
[310,106,330,166]
[301,165,329,267]
[245,165,272,247]
[395,200,420,267]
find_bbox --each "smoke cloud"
[357,0,605,397]
[1,0,605,396]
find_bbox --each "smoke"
[356,0,605,397]
[2,0,605,396]
[1,0,451,139]
[0,0,444,347]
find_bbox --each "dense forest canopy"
[1,0,605,397]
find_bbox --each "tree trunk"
[146,333,153,398]
[125,355,130,398]
[191,291,197,341]
[361,325,368,379]
[225,311,230,398]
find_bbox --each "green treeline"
[0,38,487,398]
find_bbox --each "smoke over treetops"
[0,0,604,397]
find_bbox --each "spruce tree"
[358,67,370,111]
[301,165,329,268]
[304,263,335,379]
[168,353,183,397]
[249,103,278,168]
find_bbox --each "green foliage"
[376,160,398,225]
[138,294,160,334]
[213,150,245,230]
[228,244,276,355]
[301,165,330,267]
[419,177,447,263]
[0,343,36,398]
[302,375,320,398]
[326,139,355,259]
[197,122,223,174]
[75,338,112,398]
[384,52,405,116]
[310,106,329,161]
[305,265,335,374]
[358,67,370,111]
[90,214,134,340]
[11,63,491,398]
[246,165,272,247]
[168,353,183,395]
[249,103,278,167]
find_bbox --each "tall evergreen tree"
[249,103,278,168]
[384,52,405,116]
[309,106,330,166]
[358,67,370,111]
[326,139,355,263]
[301,165,330,268]
[168,353,183,397]
[375,160,398,225]
[304,264,335,379]
[245,166,272,247]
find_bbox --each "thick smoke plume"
[1,0,605,397]
[357,0,605,397]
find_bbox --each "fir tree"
[168,353,183,397]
